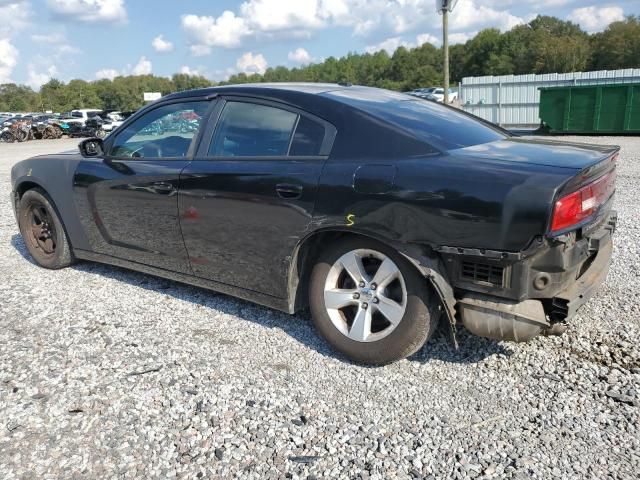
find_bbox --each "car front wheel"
[18,189,75,269]
[309,237,439,364]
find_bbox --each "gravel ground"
[0,137,639,480]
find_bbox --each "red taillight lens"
[550,169,616,234]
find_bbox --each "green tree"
[535,35,591,73]
[591,16,640,70]
[0,84,40,112]
[171,73,213,92]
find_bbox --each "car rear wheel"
[18,189,75,269]
[309,237,439,364]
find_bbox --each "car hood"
[451,138,618,170]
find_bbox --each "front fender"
[11,155,90,251]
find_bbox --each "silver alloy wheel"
[323,248,407,343]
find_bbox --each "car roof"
[162,83,419,105]
[165,82,350,99]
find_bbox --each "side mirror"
[79,138,104,157]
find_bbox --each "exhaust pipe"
[458,293,550,342]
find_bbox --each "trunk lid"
[453,137,619,170]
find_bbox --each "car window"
[290,116,326,156]
[327,89,507,151]
[71,111,83,118]
[110,101,209,158]
[209,101,298,157]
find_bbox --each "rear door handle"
[151,182,176,194]
[276,183,303,199]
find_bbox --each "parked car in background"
[428,88,458,103]
[66,109,103,126]
[406,87,437,99]
[67,115,108,139]
[97,110,125,132]
[10,83,618,364]
[2,116,20,127]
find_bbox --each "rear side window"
[327,89,507,151]
[368,100,506,150]
[210,102,298,157]
[290,116,325,156]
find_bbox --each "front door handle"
[151,182,176,194]
[276,183,303,199]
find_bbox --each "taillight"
[550,168,616,235]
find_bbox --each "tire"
[309,237,439,364]
[0,131,15,143]
[95,129,106,139]
[17,189,75,269]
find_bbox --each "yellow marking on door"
[346,214,355,227]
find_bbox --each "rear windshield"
[326,89,508,151]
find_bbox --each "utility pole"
[443,7,449,104]
[438,0,457,104]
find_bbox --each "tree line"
[1,15,638,113]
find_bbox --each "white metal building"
[459,68,640,128]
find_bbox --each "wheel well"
[289,229,428,314]
[289,230,347,313]
[16,181,43,198]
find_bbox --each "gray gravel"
[1,137,639,479]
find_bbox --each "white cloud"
[46,0,127,25]
[449,0,525,32]
[288,47,312,64]
[132,56,152,75]
[0,38,18,83]
[182,11,250,51]
[568,6,624,33]
[180,65,200,76]
[450,31,475,44]
[95,68,119,80]
[365,32,442,55]
[482,0,570,7]
[57,44,82,54]
[0,1,31,37]
[236,52,268,74]
[181,0,526,53]
[30,30,81,56]
[365,37,411,55]
[180,0,359,52]
[26,64,58,89]
[31,32,66,44]
[189,44,212,57]
[416,33,439,46]
[239,0,326,32]
[152,34,174,53]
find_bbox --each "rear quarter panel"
[313,154,579,252]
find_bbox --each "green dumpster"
[539,84,640,134]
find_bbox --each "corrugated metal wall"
[459,69,640,127]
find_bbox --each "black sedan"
[11,84,618,364]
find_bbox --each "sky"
[0,0,638,89]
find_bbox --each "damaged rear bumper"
[456,212,615,342]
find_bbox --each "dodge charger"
[11,84,618,364]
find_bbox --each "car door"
[72,99,212,273]
[178,97,336,297]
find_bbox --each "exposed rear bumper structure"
[456,212,615,342]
